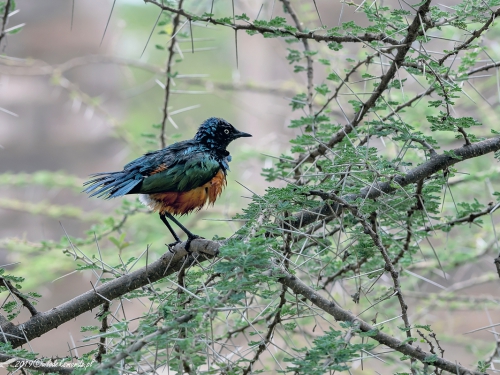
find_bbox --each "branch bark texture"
[3,241,219,348]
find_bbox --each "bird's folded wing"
[138,153,221,194]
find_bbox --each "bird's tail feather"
[83,171,142,199]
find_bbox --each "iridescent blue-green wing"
[83,148,171,199]
[137,152,221,194]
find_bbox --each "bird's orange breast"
[144,169,227,215]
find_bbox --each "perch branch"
[2,240,220,348]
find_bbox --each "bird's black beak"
[235,130,252,138]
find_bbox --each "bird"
[83,117,252,249]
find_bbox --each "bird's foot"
[166,240,182,254]
[185,235,204,253]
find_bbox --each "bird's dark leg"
[159,213,182,252]
[160,212,200,252]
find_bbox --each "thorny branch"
[484,340,500,368]
[0,240,220,348]
[319,202,498,290]
[423,202,497,231]
[85,312,196,375]
[79,260,485,375]
[315,55,374,121]
[13,239,474,375]
[293,0,433,166]
[0,136,497,372]
[0,55,308,103]
[403,179,424,257]
[242,285,287,375]
[438,8,500,65]
[0,55,163,75]
[287,136,500,230]
[277,271,484,375]
[309,192,415,359]
[357,52,500,146]
[175,259,193,375]
[144,0,402,45]
[416,330,444,375]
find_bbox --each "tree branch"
[293,0,433,166]
[95,301,110,364]
[288,136,500,230]
[0,54,162,75]
[438,8,500,65]
[242,284,287,375]
[2,240,219,348]
[85,312,195,375]
[20,236,480,375]
[0,55,308,101]
[277,271,483,375]
[309,191,417,373]
[144,0,401,45]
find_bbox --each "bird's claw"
[185,235,204,253]
[166,241,182,254]
[166,236,203,254]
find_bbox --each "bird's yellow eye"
[224,129,230,134]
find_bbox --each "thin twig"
[160,0,185,148]
[438,8,500,65]
[1,277,38,317]
[280,0,314,116]
[0,0,12,48]
[144,0,401,45]
[242,285,287,375]
[95,301,110,363]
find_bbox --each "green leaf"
[327,42,343,51]
[269,16,287,27]
[235,13,250,21]
[327,72,341,82]
[289,93,307,110]
[314,83,331,96]
[286,48,302,63]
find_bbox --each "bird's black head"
[194,117,252,150]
